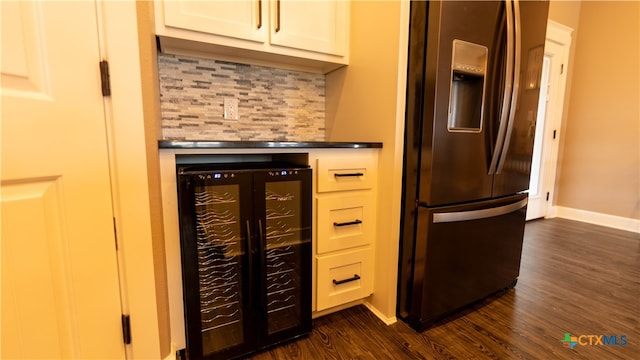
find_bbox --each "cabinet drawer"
[316,156,377,192]
[317,194,375,254]
[316,247,373,311]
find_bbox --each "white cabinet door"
[161,0,267,43]
[270,0,348,56]
[1,1,124,358]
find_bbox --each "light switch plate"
[223,98,239,120]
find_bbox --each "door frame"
[528,20,573,220]
[98,1,169,358]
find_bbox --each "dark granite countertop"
[159,140,383,149]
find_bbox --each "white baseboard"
[363,301,397,326]
[551,206,640,233]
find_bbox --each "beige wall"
[326,0,408,320]
[552,1,639,219]
[549,0,581,30]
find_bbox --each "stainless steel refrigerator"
[398,0,549,331]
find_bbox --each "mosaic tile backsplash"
[158,54,326,141]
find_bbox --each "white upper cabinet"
[270,0,347,56]
[155,0,349,73]
[161,1,267,43]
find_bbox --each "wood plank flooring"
[249,218,639,359]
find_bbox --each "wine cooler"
[177,162,312,360]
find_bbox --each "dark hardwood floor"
[249,218,639,359]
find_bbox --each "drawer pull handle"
[334,172,364,178]
[333,219,362,227]
[333,274,361,285]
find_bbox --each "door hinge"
[121,314,131,344]
[553,129,557,139]
[546,192,550,201]
[560,63,564,74]
[100,60,111,96]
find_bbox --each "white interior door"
[1,1,125,358]
[526,23,572,220]
[526,56,551,220]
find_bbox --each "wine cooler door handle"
[258,219,265,251]
[333,274,361,285]
[246,220,253,306]
[333,219,362,227]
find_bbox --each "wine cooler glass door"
[177,170,254,360]
[255,168,312,345]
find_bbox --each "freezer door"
[418,1,503,206]
[404,194,527,330]
[492,0,549,197]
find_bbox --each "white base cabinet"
[311,151,378,312]
[159,147,379,350]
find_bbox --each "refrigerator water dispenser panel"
[448,40,488,132]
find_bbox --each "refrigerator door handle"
[497,0,522,174]
[432,197,527,223]
[488,0,515,175]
